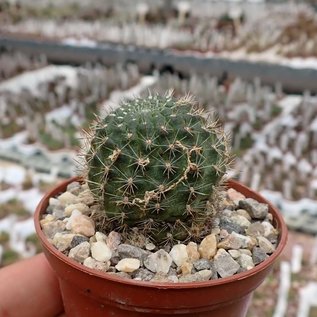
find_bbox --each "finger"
[0,253,64,317]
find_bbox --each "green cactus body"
[86,95,230,244]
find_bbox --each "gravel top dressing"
[40,181,279,283]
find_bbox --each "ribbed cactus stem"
[85,94,231,245]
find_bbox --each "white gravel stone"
[65,210,81,230]
[40,214,56,225]
[83,257,110,272]
[228,249,240,259]
[53,233,75,252]
[95,231,107,242]
[169,244,188,267]
[64,203,90,216]
[49,197,61,207]
[262,221,277,237]
[78,189,95,205]
[167,275,179,283]
[58,192,79,206]
[197,269,213,281]
[145,243,156,251]
[239,249,252,256]
[239,254,255,270]
[69,241,90,263]
[144,249,172,274]
[67,213,95,237]
[230,215,251,228]
[91,241,112,262]
[115,258,140,273]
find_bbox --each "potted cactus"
[34,94,287,317]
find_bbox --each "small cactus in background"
[84,94,231,245]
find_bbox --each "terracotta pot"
[34,177,287,317]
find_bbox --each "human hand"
[0,253,65,317]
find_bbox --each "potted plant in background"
[34,93,287,317]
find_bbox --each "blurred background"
[0,0,317,316]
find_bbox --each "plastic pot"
[34,177,287,317]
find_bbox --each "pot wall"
[35,178,288,317]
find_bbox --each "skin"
[0,253,65,317]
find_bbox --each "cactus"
[85,94,231,245]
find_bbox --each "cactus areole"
[85,95,231,245]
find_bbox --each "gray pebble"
[257,236,276,254]
[107,266,117,273]
[110,272,132,279]
[117,244,148,261]
[132,268,155,281]
[239,199,268,220]
[110,250,121,266]
[219,217,245,234]
[179,270,212,283]
[214,249,240,278]
[68,241,90,263]
[193,259,211,271]
[246,222,265,237]
[67,182,81,195]
[42,220,66,239]
[151,272,178,283]
[218,233,242,250]
[230,215,251,229]
[234,209,252,221]
[209,261,218,280]
[252,247,268,265]
[52,206,66,220]
[70,235,89,249]
[266,232,279,245]
[46,205,55,214]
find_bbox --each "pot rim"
[34,177,288,290]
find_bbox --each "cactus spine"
[85,94,231,245]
